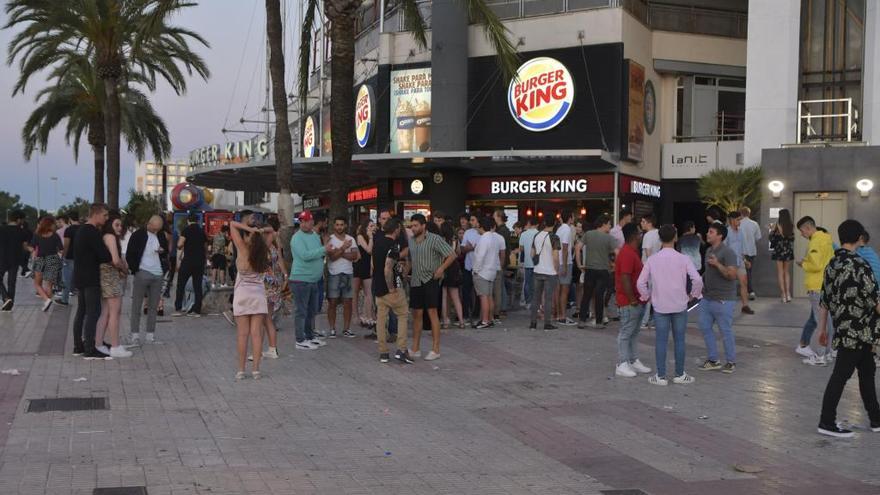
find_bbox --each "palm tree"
[5,0,210,208]
[296,0,518,220]
[266,0,294,222]
[21,55,172,203]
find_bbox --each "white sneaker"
[146,333,163,345]
[96,345,111,356]
[42,298,52,312]
[795,345,817,358]
[409,349,422,359]
[648,374,668,386]
[296,341,318,350]
[109,346,133,358]
[829,350,837,361]
[673,372,695,384]
[425,351,440,361]
[263,347,279,359]
[127,334,141,347]
[310,338,327,347]
[803,354,828,366]
[615,362,637,378]
[630,359,652,374]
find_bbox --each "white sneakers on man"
[630,359,651,374]
[616,362,637,378]
[110,346,133,358]
[795,345,816,358]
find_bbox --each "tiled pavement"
[0,280,879,494]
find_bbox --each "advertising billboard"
[622,59,645,162]
[390,68,431,153]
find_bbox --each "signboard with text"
[466,174,615,198]
[621,60,645,162]
[390,68,431,153]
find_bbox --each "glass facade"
[799,0,866,141]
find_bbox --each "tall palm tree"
[21,56,172,203]
[266,0,294,222]
[297,0,518,220]
[5,0,210,208]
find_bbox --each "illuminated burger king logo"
[303,116,316,157]
[508,57,574,132]
[355,84,374,148]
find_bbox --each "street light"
[50,177,58,212]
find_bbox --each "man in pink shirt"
[637,224,703,386]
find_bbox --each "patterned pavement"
[0,277,878,494]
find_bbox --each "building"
[190,0,748,227]
[134,160,192,208]
[748,0,880,297]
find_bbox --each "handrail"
[797,98,855,144]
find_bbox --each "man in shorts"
[473,217,501,329]
[326,217,359,338]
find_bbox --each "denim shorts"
[327,273,353,299]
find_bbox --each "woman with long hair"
[95,213,132,357]
[229,220,271,379]
[440,221,465,329]
[352,219,376,329]
[769,208,795,302]
[30,215,63,311]
[257,217,285,359]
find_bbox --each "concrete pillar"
[429,169,468,217]
[430,0,468,151]
[863,0,880,144]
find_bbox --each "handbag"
[531,232,547,266]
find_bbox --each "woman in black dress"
[769,208,795,303]
[352,219,375,329]
[440,221,464,328]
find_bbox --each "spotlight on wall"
[526,208,533,216]
[768,180,785,198]
[857,179,874,198]
[580,207,587,216]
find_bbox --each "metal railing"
[797,98,857,144]
[674,111,745,143]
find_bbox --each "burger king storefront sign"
[303,116,317,158]
[355,84,374,148]
[508,57,574,132]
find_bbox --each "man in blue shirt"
[725,211,754,315]
[290,210,332,350]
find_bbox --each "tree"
[266,0,294,222]
[297,0,518,220]
[5,0,210,209]
[123,189,162,227]
[20,55,171,203]
[0,191,26,223]
[56,197,91,220]
[697,166,764,214]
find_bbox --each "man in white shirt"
[738,206,762,300]
[472,216,500,329]
[639,214,661,328]
[460,213,483,323]
[125,215,166,352]
[326,217,360,338]
[554,211,576,326]
[529,220,560,330]
[517,218,539,307]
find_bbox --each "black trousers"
[73,286,102,352]
[820,344,880,426]
[0,264,18,305]
[174,262,205,313]
[462,269,476,320]
[579,269,611,323]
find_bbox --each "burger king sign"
[303,116,316,158]
[508,57,574,132]
[355,84,374,148]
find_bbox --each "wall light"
[857,179,874,198]
[526,208,533,216]
[580,207,587,216]
[768,180,785,198]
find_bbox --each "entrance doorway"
[793,192,847,297]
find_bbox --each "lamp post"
[50,176,58,212]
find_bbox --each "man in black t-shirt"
[57,211,80,305]
[0,210,28,311]
[372,218,411,364]
[72,204,111,358]
[174,213,208,316]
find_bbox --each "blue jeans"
[802,291,834,355]
[292,281,318,343]
[617,304,646,364]
[698,299,736,363]
[654,310,688,377]
[522,268,534,305]
[60,259,74,303]
[316,276,324,312]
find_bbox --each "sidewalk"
[0,283,877,494]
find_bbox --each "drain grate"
[27,397,108,413]
[601,490,648,495]
[93,488,147,495]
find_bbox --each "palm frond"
[464,0,519,81]
[393,0,428,49]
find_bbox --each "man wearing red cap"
[290,210,333,350]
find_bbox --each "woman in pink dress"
[229,220,271,379]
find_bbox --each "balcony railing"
[797,98,859,144]
[674,112,745,143]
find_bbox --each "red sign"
[204,211,233,238]
[347,186,378,203]
[466,174,614,197]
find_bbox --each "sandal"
[441,321,450,329]
[251,371,262,380]
[235,371,246,380]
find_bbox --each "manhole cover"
[27,397,108,413]
[601,490,648,495]
[94,488,147,495]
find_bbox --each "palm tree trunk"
[103,78,122,209]
[266,0,294,222]
[93,144,106,203]
[328,12,356,221]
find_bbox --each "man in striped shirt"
[408,214,457,361]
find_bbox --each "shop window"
[799,0,865,141]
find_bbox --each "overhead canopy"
[188,149,619,193]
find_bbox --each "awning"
[189,149,618,193]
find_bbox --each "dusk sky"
[0,1,299,210]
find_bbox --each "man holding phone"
[698,222,739,374]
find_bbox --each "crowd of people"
[1,201,878,438]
